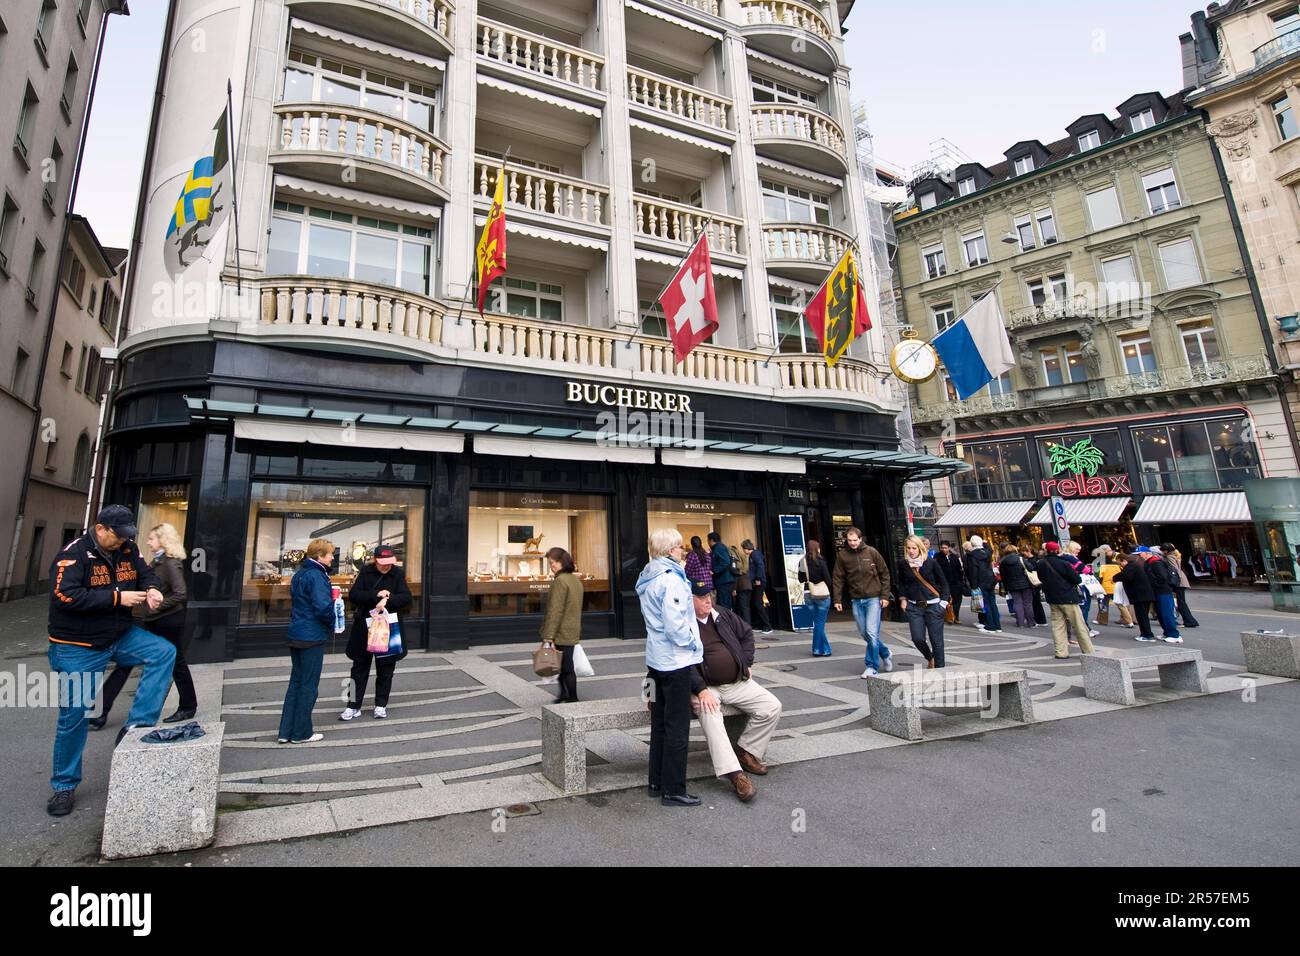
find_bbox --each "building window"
[761,181,830,225]
[1100,254,1139,302]
[750,76,817,107]
[1038,431,1127,481]
[638,298,667,338]
[483,277,563,321]
[44,435,59,472]
[1180,318,1221,367]
[1157,237,1202,290]
[12,346,30,397]
[1026,273,1067,307]
[957,176,975,197]
[1013,155,1035,176]
[82,346,100,397]
[931,302,955,333]
[918,192,937,211]
[61,55,79,116]
[59,342,73,377]
[986,370,1014,396]
[71,434,92,488]
[87,284,97,314]
[922,243,946,279]
[469,491,611,616]
[646,496,757,567]
[1142,167,1181,215]
[1119,333,1158,374]
[961,231,989,267]
[1041,344,1086,386]
[77,0,93,33]
[61,253,86,303]
[1271,5,1300,35]
[950,439,1034,502]
[1134,418,1259,492]
[1014,214,1036,250]
[479,148,562,175]
[35,1,55,53]
[242,483,426,625]
[939,370,958,401]
[26,240,46,306]
[268,200,435,296]
[1129,108,1156,132]
[1086,184,1123,230]
[1077,129,1101,151]
[772,291,816,353]
[282,48,440,136]
[15,83,39,161]
[1272,95,1298,142]
[1035,208,1057,244]
[0,194,19,273]
[99,287,120,337]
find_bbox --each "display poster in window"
[832,515,854,551]
[781,515,813,631]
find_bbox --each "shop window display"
[468,491,610,615]
[242,483,424,624]
[645,497,758,566]
[136,483,190,544]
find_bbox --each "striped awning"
[934,501,1035,528]
[1131,492,1251,524]
[1029,497,1130,526]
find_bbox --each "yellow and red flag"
[803,249,872,368]
[475,166,507,314]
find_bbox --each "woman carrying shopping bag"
[341,545,412,720]
[542,547,584,703]
[799,540,833,656]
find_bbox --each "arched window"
[72,433,91,489]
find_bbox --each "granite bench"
[1240,631,1300,678]
[1080,646,1208,706]
[863,664,1034,741]
[541,698,742,793]
[101,721,225,860]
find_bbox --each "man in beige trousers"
[688,585,783,802]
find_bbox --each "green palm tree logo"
[1049,438,1105,477]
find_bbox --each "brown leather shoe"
[730,771,756,802]
[735,747,768,775]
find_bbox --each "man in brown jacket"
[831,527,894,677]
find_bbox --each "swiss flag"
[658,233,719,365]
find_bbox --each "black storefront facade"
[104,340,957,663]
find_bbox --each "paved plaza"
[1,586,1296,865]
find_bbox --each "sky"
[75,0,1203,248]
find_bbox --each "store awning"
[1131,492,1251,524]
[475,434,652,465]
[661,448,805,474]
[233,419,464,454]
[933,501,1035,528]
[1028,497,1130,526]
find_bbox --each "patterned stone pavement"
[204,617,1273,847]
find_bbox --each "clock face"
[890,339,939,384]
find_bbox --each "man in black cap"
[45,505,176,817]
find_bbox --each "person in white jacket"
[635,528,704,807]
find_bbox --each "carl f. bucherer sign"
[566,381,694,413]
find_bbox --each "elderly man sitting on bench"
[688,584,783,803]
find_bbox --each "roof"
[66,214,120,276]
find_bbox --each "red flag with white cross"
[658,233,719,365]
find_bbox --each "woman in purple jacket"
[684,536,713,591]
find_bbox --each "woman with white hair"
[635,528,704,807]
[88,522,195,728]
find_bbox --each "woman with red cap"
[340,545,412,720]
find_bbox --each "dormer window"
[1077,129,1101,151]
[1013,155,1035,176]
[919,191,937,211]
[957,177,975,197]
[1129,108,1156,132]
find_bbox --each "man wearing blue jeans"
[831,527,894,678]
[45,505,175,817]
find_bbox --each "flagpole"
[458,146,513,326]
[226,80,243,295]
[624,218,714,365]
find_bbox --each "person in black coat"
[341,546,412,720]
[1115,551,1157,641]
[998,544,1035,629]
[964,535,1001,632]
[897,536,950,668]
[741,539,773,634]
[1037,542,1095,657]
[1142,549,1182,642]
[936,542,965,625]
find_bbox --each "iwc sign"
[565,381,694,413]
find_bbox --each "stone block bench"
[1240,631,1300,678]
[541,698,741,793]
[1080,646,1207,706]
[863,664,1034,741]
[101,721,225,860]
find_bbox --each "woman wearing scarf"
[897,535,950,669]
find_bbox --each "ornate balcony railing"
[626,67,732,131]
[274,103,448,190]
[762,222,852,265]
[1105,354,1273,399]
[912,393,1020,424]
[1006,295,1148,331]
[372,0,454,45]
[772,354,897,405]
[751,104,846,157]
[633,194,741,254]
[675,0,720,14]
[1254,29,1300,69]
[474,156,608,226]
[478,17,603,91]
[737,0,833,44]
[470,310,621,369]
[258,276,445,344]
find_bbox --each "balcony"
[1254,29,1300,70]
[272,102,450,202]
[1006,295,1148,332]
[912,393,1020,425]
[477,16,604,98]
[474,156,608,228]
[750,104,848,175]
[633,194,743,257]
[257,275,446,352]
[626,67,733,138]
[762,222,854,280]
[736,0,838,73]
[1104,353,1273,399]
[287,0,454,58]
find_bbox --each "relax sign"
[1039,438,1132,497]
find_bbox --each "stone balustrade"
[762,222,852,265]
[258,276,445,344]
[372,0,454,44]
[475,156,608,226]
[633,194,741,253]
[737,0,834,43]
[751,103,847,157]
[274,103,447,190]
[1105,353,1273,398]
[478,16,603,91]
[626,67,731,130]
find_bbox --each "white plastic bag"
[1112,581,1130,607]
[573,644,595,678]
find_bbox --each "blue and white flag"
[931,290,1015,400]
